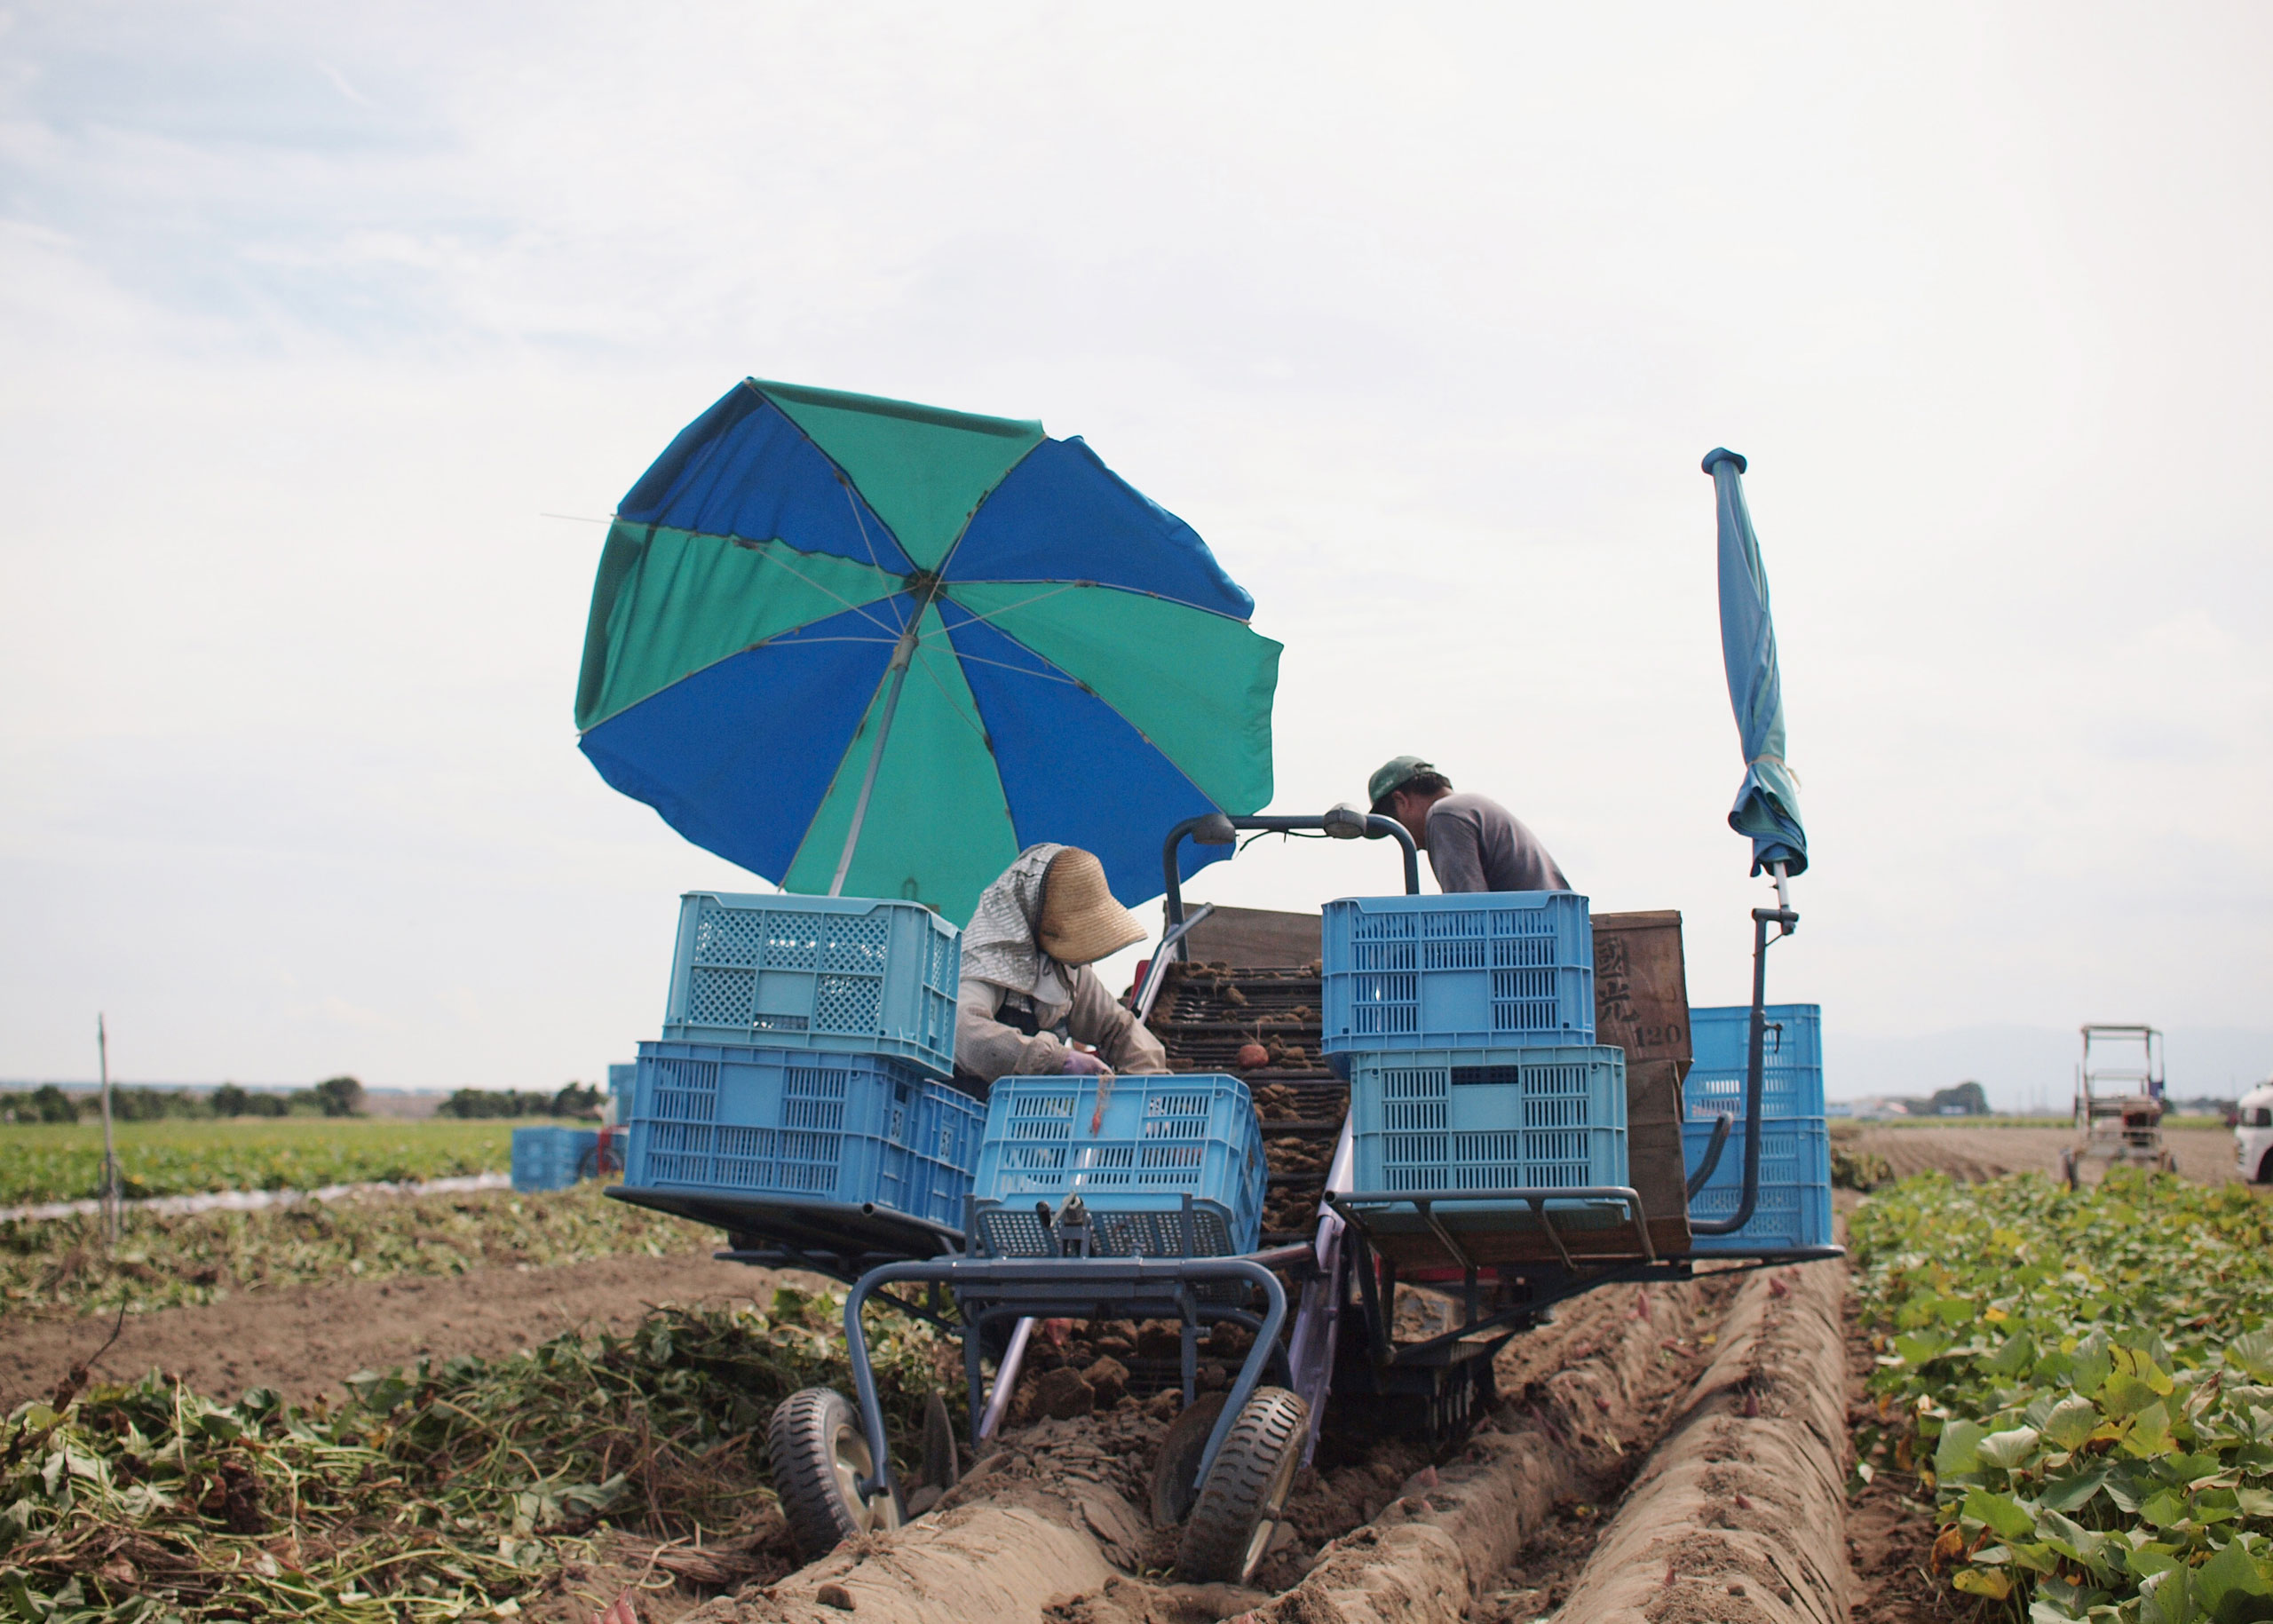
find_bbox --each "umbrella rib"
[751,636,902,650]
[909,646,992,744]
[939,581,1082,628]
[836,478,909,633]
[946,652,1084,687]
[736,540,907,638]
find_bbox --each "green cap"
[1367,755,1434,808]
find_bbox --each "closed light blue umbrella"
[1704,448,1807,887]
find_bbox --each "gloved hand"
[1061,1048,1108,1075]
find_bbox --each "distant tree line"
[0,1076,367,1123]
[435,1082,605,1120]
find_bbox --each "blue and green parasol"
[574,379,1281,923]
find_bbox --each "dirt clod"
[1032,1366,1098,1421]
[815,1582,855,1610]
[1086,1357,1129,1407]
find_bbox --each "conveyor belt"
[1145,961,1346,1245]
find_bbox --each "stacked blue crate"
[616,893,980,1232]
[1680,1003,1831,1251]
[1322,893,1629,1216]
[970,1073,1267,1257]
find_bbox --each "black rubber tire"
[767,1387,902,1562]
[2257,1150,2273,1186]
[1172,1386,1310,1585]
[1149,1391,1229,1526]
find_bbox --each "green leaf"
[1995,1334,2043,1376]
[2142,1490,2190,1529]
[2227,1333,2273,1382]
[2109,1373,2166,1418]
[2196,1540,2273,1624]
[1897,1329,1954,1367]
[1983,1428,2045,1470]
[2073,1334,2116,1398]
[1968,1487,2043,1541]
[1938,1420,1991,1475]
[2046,1397,2103,1452]
[2144,1565,2204,1624]
[2040,1509,2113,1572]
[2042,1468,2111,1514]
[2129,1403,2176,1458]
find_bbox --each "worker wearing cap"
[1368,757,1571,894]
[954,844,1170,1095]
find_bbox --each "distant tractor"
[2061,1025,2174,1188]
[2234,1078,2273,1184]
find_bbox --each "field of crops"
[0,1183,701,1320]
[1851,1169,2273,1624]
[0,1118,555,1206]
[0,1287,954,1621]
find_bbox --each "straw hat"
[1038,848,1145,967]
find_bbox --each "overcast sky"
[3,4,2267,1104]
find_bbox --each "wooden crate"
[1595,910,1693,1256]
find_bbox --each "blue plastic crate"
[1683,1004,1825,1121]
[971,1074,1265,1258]
[662,893,961,1077]
[513,1127,599,1192]
[1346,1046,1628,1202]
[621,1040,983,1229]
[1683,1118,1833,1251]
[1320,893,1595,1074]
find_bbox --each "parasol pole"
[828,578,943,898]
[1770,860,1790,912]
[98,1013,119,1248]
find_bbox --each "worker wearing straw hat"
[954,844,1169,1096]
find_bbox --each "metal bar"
[1690,907,1796,1235]
[1350,1227,1391,1367]
[1685,1113,1733,1199]
[1161,812,1420,928]
[843,1255,1296,1501]
[1132,902,1216,1020]
[978,1317,1034,1442]
[1413,1198,1475,1271]
[828,626,918,897]
[1529,1197,1579,1271]
[1327,1186,1661,1269]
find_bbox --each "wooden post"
[98,1013,119,1248]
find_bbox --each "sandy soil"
[1841,1123,2240,1184]
[0,1251,815,1409]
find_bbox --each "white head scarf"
[959,843,1067,997]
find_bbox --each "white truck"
[2235,1081,2273,1184]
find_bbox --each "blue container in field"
[621,1040,983,1229]
[1346,1045,1628,1200]
[661,892,962,1078]
[1320,893,1595,1074]
[970,1074,1266,1259]
[513,1126,600,1192]
[1681,1002,1831,1251]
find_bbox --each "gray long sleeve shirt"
[954,966,1169,1083]
[1424,791,1571,893]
